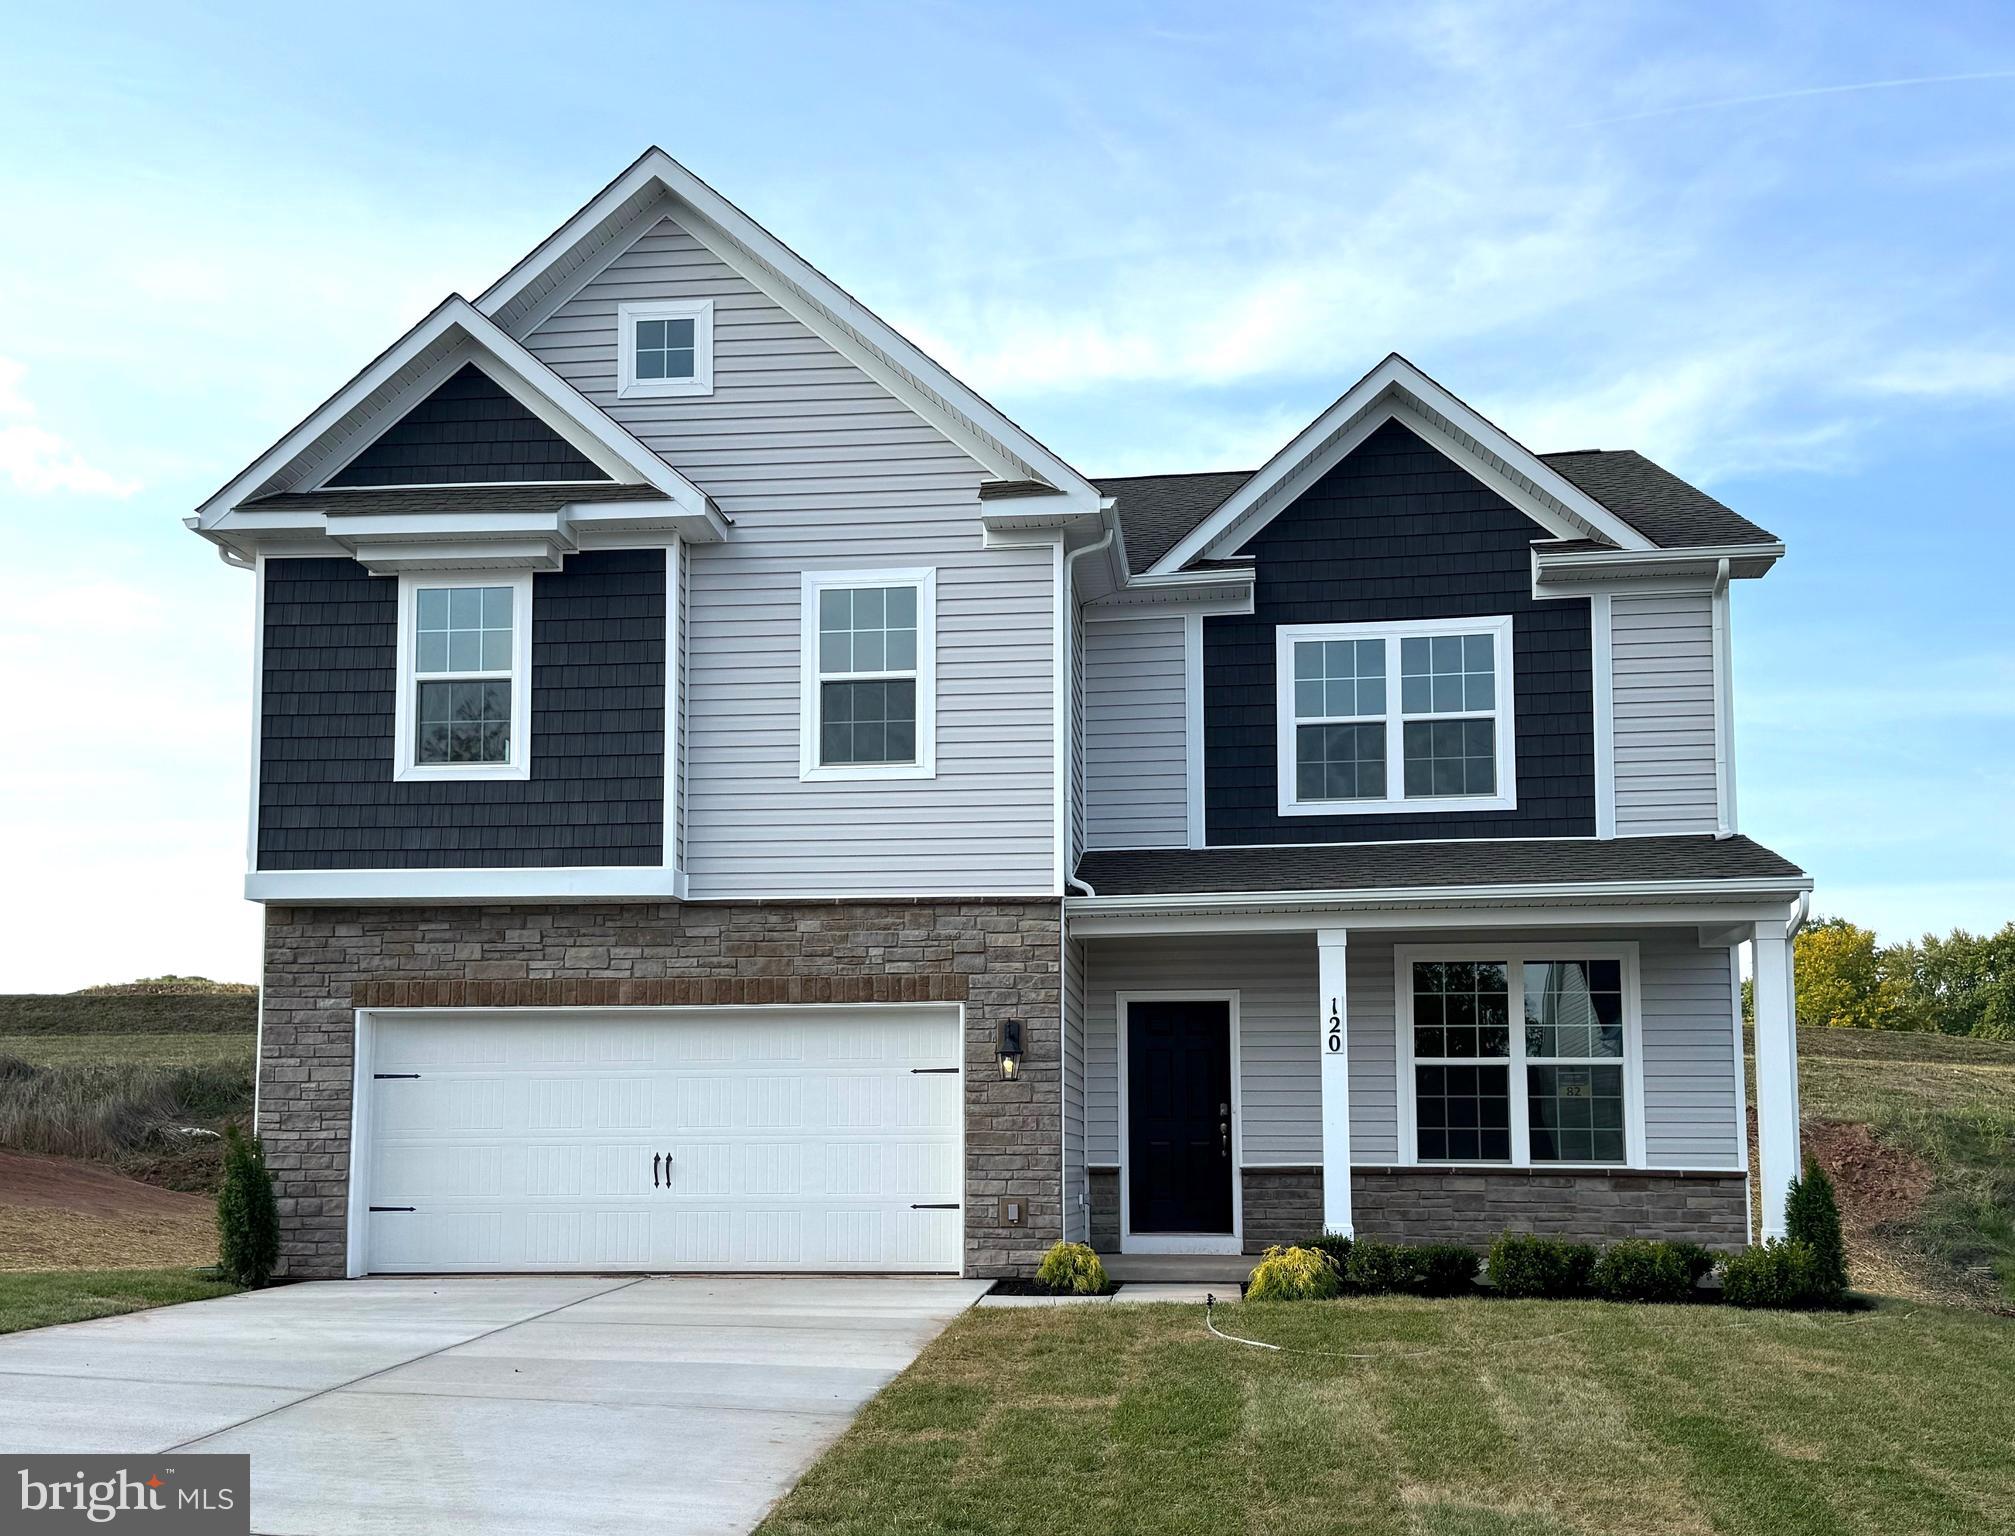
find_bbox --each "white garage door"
[357,1008,963,1274]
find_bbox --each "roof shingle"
[1074,834,1806,898]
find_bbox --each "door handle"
[663,1149,672,1185]
[652,1152,661,1188]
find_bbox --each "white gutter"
[1060,513,1117,898]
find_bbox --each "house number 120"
[1326,1000,1343,1054]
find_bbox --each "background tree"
[1894,923,2015,1040]
[1793,917,1913,1031]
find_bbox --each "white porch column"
[1751,919,1801,1241]
[1318,927,1353,1236]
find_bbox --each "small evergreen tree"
[217,1125,280,1287]
[1784,1155,1848,1301]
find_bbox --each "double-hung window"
[616,299,715,399]
[1275,615,1515,814]
[393,572,533,781]
[1398,948,1642,1168]
[800,568,936,780]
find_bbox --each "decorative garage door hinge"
[373,1073,421,1079]
[910,1203,959,1210]
[909,1067,958,1074]
[368,1205,416,1212]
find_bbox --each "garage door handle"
[652,1153,660,1188]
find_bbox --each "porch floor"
[1098,1251,1257,1285]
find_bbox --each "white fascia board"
[1065,874,1813,921]
[1533,542,1784,588]
[192,297,711,529]
[474,149,1103,514]
[246,867,685,904]
[1084,565,1255,620]
[1148,354,1656,576]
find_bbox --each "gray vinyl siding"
[1081,926,1741,1173]
[1069,599,1087,869]
[1082,616,1189,850]
[524,214,1055,896]
[1063,935,1088,1243]
[1612,592,1719,835]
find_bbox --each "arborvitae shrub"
[216,1125,279,1287]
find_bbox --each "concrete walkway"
[0,1274,986,1535]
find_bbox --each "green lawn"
[762,1298,2015,1536]
[0,1268,240,1336]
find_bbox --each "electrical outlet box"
[998,1196,1025,1228]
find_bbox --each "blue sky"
[2,1,2011,989]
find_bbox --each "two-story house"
[190,150,1810,1281]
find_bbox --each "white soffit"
[1148,354,1657,575]
[475,148,1104,513]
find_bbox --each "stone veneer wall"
[261,900,1061,1280]
[1086,1167,1748,1254]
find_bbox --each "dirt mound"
[1804,1118,1936,1235]
[0,1150,218,1271]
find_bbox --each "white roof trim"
[1066,872,1813,918]
[474,148,1103,513]
[1147,354,1657,575]
[192,297,711,529]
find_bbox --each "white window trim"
[393,571,534,783]
[1392,943,1646,1171]
[1275,614,1517,817]
[616,298,715,399]
[799,567,937,782]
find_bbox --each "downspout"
[1710,557,1736,839]
[1061,515,1115,899]
[1060,510,1114,1252]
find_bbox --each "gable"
[520,213,986,513]
[478,150,1102,511]
[327,363,612,487]
[1204,417,1597,846]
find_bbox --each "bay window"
[1397,947,1641,1167]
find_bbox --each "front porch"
[1063,899,1807,1263]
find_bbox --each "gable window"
[393,572,533,782]
[1397,949,1643,1169]
[800,568,936,781]
[617,299,715,399]
[1275,616,1515,815]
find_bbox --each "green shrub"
[1305,1232,1352,1274]
[1407,1243,1483,1297]
[1718,1239,1830,1309]
[1487,1233,1598,1298]
[216,1125,280,1288]
[1033,1241,1108,1295]
[1785,1157,1849,1300]
[1589,1239,1705,1303]
[1246,1244,1341,1301]
[1341,1237,1414,1294]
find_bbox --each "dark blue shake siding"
[259,551,665,869]
[1205,419,1595,845]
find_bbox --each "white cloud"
[1864,348,2015,398]
[0,359,141,497]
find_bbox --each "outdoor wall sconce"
[997,1017,1024,1079]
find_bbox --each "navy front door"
[1126,1000,1234,1234]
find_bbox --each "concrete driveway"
[0,1274,986,1535]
